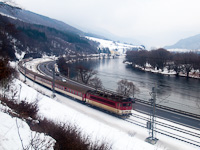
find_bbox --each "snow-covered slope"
[87,36,144,55]
[0,103,55,150]
[1,71,198,149]
[1,58,199,149]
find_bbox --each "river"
[69,57,200,115]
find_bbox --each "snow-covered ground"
[1,58,199,149]
[0,99,55,150]
[86,36,144,55]
[24,57,54,75]
[125,62,200,78]
[167,48,200,53]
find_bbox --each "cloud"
[14,0,200,47]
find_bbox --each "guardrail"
[135,98,200,120]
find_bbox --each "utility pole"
[51,61,56,98]
[145,85,158,145]
[68,67,70,78]
[24,63,27,83]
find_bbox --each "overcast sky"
[13,0,200,48]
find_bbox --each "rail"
[126,114,200,147]
[135,98,200,120]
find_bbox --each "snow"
[125,62,177,76]
[0,12,18,20]
[86,36,144,55]
[0,109,55,150]
[1,58,199,149]
[24,57,54,75]
[15,51,25,61]
[167,48,200,53]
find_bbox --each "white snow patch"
[15,51,25,61]
[0,110,55,150]
[86,36,144,55]
[0,12,18,20]
[167,48,200,53]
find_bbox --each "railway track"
[135,98,200,120]
[124,113,200,147]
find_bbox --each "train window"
[122,103,131,107]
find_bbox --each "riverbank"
[124,61,200,79]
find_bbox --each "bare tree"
[116,79,138,97]
[89,76,103,90]
[76,65,97,84]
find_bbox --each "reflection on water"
[70,57,200,114]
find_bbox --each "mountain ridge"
[165,34,200,50]
[0,2,83,35]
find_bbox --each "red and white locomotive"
[18,60,132,116]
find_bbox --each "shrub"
[37,118,111,150]
[0,98,38,119]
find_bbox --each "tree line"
[126,48,200,78]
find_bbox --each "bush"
[0,96,111,150]
[36,118,111,150]
[0,98,38,119]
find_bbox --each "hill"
[0,3,98,60]
[165,34,200,50]
[0,2,83,35]
[87,36,145,55]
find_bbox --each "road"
[38,60,200,130]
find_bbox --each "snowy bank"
[8,71,198,150]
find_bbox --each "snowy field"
[86,36,143,55]
[1,71,199,149]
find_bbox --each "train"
[18,60,133,116]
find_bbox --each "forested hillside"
[0,14,98,60]
[0,2,82,35]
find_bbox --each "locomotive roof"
[88,90,132,103]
